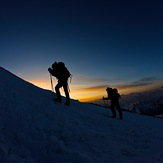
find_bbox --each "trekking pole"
[50,74,55,98]
[103,99,110,117]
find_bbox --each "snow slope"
[0,67,163,163]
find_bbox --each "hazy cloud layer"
[117,77,157,89]
[77,77,158,92]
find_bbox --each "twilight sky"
[1,0,163,101]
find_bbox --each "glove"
[48,68,52,74]
[48,67,51,72]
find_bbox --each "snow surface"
[0,66,163,163]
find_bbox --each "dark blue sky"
[1,0,163,101]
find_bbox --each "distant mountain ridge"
[120,89,163,116]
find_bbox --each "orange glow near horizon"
[26,78,106,101]
[27,78,51,90]
[26,78,163,102]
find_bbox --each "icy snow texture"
[0,67,163,163]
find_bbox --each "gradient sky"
[1,0,163,101]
